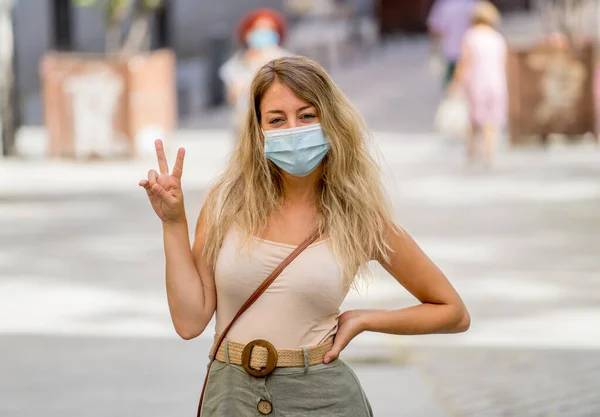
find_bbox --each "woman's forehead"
[261,82,312,111]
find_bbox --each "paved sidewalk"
[2,127,600,416]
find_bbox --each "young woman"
[451,1,508,165]
[140,56,470,416]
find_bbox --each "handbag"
[196,228,321,417]
[435,92,470,140]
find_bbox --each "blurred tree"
[0,0,16,156]
[72,0,165,54]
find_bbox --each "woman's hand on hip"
[139,139,187,224]
[323,310,369,364]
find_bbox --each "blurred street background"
[1,1,600,416]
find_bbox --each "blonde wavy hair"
[472,1,501,27]
[203,56,397,284]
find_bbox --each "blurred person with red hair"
[219,8,292,136]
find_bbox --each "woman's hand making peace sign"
[139,139,186,224]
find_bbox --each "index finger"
[172,147,185,180]
[155,139,169,175]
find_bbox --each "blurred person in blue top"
[219,8,292,137]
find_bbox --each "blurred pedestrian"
[139,56,470,416]
[451,1,507,165]
[219,8,292,138]
[427,0,477,87]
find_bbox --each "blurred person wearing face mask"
[219,8,292,138]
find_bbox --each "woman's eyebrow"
[265,105,314,115]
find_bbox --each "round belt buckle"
[241,339,278,377]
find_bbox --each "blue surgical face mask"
[263,123,330,177]
[246,28,280,50]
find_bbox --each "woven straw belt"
[211,335,334,369]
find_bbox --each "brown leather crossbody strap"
[196,228,321,417]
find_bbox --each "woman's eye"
[269,118,284,124]
[300,114,316,120]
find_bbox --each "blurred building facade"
[13,0,384,126]
[13,0,284,125]
[378,0,532,34]
[12,0,537,127]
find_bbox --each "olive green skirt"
[200,353,373,417]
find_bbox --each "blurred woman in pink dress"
[452,1,507,165]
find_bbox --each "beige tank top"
[214,226,348,349]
